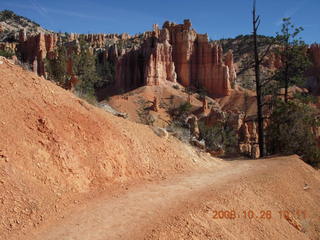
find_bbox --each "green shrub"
[95,54,115,89]
[0,10,14,21]
[266,100,320,166]
[72,40,101,94]
[45,43,68,86]
[169,102,192,120]
[199,116,238,154]
[0,49,14,58]
[178,102,192,114]
[75,91,97,106]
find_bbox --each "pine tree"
[266,100,320,166]
[45,41,68,87]
[72,39,101,96]
[95,51,115,89]
[274,18,311,103]
[266,18,319,166]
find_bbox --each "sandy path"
[30,161,252,240]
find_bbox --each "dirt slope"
[108,82,202,125]
[0,58,219,239]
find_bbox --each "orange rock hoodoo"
[164,20,235,96]
[18,33,59,76]
[9,20,237,96]
[115,26,177,91]
[116,20,236,96]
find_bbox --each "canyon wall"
[18,32,59,75]
[164,20,235,96]
[3,20,320,97]
[115,20,236,96]
[4,20,237,97]
[115,26,177,91]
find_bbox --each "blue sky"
[1,0,319,43]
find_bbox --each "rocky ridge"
[0,10,49,42]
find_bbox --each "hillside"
[217,34,274,62]
[0,10,50,42]
[215,34,277,89]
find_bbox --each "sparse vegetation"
[266,100,320,167]
[0,10,47,42]
[169,102,192,121]
[173,84,180,90]
[0,10,40,26]
[136,98,155,125]
[0,49,14,58]
[46,39,102,103]
[199,114,238,154]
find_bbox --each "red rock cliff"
[160,20,235,96]
[18,33,58,76]
[115,26,177,91]
[10,20,236,97]
[115,20,235,96]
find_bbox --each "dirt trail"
[30,162,251,240]
[29,157,320,240]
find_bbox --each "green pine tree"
[72,39,101,96]
[274,18,311,103]
[45,41,68,87]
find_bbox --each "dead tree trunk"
[252,0,265,157]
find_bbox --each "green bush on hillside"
[266,100,320,167]
[0,49,14,58]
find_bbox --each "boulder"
[152,127,169,139]
[190,137,206,149]
[186,115,200,139]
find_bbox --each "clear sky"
[1,0,319,43]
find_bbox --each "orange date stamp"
[212,210,307,220]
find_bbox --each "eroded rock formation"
[3,19,237,97]
[114,20,236,96]
[163,20,235,96]
[18,33,58,75]
[201,97,210,115]
[186,114,200,139]
[0,42,17,52]
[238,120,260,158]
[115,27,177,91]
